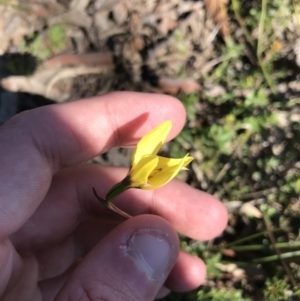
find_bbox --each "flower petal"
[129,155,159,187]
[145,154,193,189]
[132,120,172,165]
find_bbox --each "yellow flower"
[105,120,193,202]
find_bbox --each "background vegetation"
[168,1,300,300]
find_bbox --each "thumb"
[54,215,180,301]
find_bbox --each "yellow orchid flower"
[105,120,193,202]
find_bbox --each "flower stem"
[105,177,130,202]
[92,187,131,219]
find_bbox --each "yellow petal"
[132,120,172,165]
[129,155,159,187]
[145,154,193,189]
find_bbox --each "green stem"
[105,177,130,202]
[258,56,276,93]
[257,0,276,93]
[253,250,300,263]
[226,228,283,247]
[257,0,267,57]
[231,0,255,48]
[219,241,300,252]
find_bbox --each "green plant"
[178,93,199,121]
[19,25,66,60]
[263,277,293,301]
[196,288,251,301]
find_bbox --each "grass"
[165,0,300,300]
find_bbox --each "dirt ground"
[0,0,218,166]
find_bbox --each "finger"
[156,286,171,299]
[38,251,203,298]
[54,215,179,301]
[11,164,227,250]
[165,251,206,292]
[33,221,205,292]
[33,219,118,280]
[39,271,69,301]
[96,169,228,240]
[0,92,186,237]
[0,238,41,300]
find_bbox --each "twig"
[208,132,250,194]
[256,0,266,57]
[237,187,278,200]
[257,0,276,93]
[231,0,257,64]
[92,188,131,219]
[232,0,276,93]
[263,213,299,297]
[244,161,299,295]
[231,0,255,48]
[45,66,111,98]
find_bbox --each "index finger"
[0,92,186,238]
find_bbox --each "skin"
[0,92,228,301]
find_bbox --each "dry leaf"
[224,200,242,212]
[1,75,60,99]
[43,52,114,68]
[129,36,145,52]
[158,78,201,94]
[215,263,238,273]
[222,249,236,257]
[1,60,113,102]
[112,2,128,25]
[49,6,92,28]
[239,202,263,218]
[204,0,230,39]
[94,0,121,11]
[215,263,246,279]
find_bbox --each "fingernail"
[125,229,174,281]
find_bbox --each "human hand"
[0,92,228,301]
